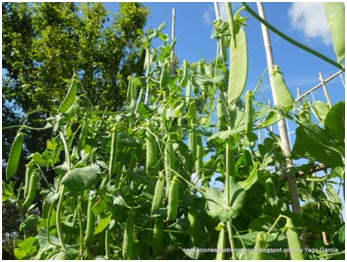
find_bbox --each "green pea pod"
[84,196,95,245]
[189,128,197,163]
[58,76,78,113]
[24,161,35,198]
[285,217,304,260]
[245,90,253,135]
[152,218,164,256]
[217,100,227,131]
[123,210,136,260]
[220,36,228,63]
[195,135,203,178]
[62,102,79,120]
[164,141,176,197]
[146,127,157,174]
[179,60,189,88]
[271,65,294,109]
[265,177,276,199]
[23,171,39,207]
[166,176,179,221]
[252,231,268,260]
[77,120,89,152]
[228,27,248,104]
[151,172,165,213]
[6,132,24,180]
[324,3,345,63]
[160,60,171,89]
[109,130,118,179]
[185,80,192,105]
[187,100,196,122]
[188,207,199,246]
[216,223,226,260]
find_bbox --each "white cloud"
[288,3,331,45]
[202,5,214,25]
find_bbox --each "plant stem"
[56,185,66,250]
[227,221,236,260]
[77,201,84,257]
[242,2,344,71]
[225,2,236,48]
[105,229,110,259]
[225,142,232,205]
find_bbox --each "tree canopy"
[2,3,149,258]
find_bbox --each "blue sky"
[104,2,344,106]
[104,2,345,146]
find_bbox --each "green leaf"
[324,3,345,63]
[31,152,52,166]
[292,123,343,167]
[205,187,228,221]
[238,163,259,191]
[94,213,112,235]
[92,198,108,214]
[226,177,246,218]
[61,165,101,194]
[208,124,245,141]
[312,100,329,123]
[58,76,78,113]
[14,237,38,259]
[205,178,246,221]
[324,101,345,144]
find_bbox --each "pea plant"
[3,3,345,260]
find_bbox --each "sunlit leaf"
[94,213,112,235]
[61,165,101,194]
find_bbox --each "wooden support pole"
[171,8,176,74]
[295,70,343,101]
[257,2,301,215]
[319,72,332,107]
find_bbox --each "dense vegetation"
[2,2,345,260]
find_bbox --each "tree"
[2,2,149,259]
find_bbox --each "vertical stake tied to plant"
[256,3,301,215]
[171,8,176,74]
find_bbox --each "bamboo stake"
[171,8,176,74]
[296,87,301,99]
[319,72,332,107]
[256,2,301,215]
[296,70,343,101]
[214,2,220,19]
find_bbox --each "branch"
[296,163,329,178]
